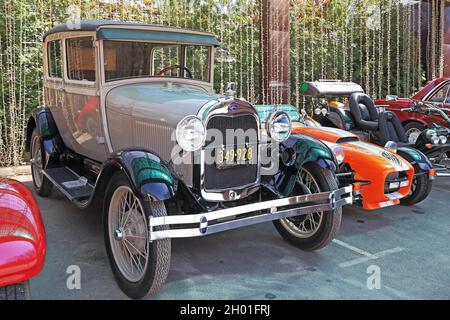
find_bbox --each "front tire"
[400,172,433,206]
[273,163,342,251]
[30,128,53,197]
[104,172,171,299]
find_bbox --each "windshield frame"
[99,39,215,85]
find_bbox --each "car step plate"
[43,167,94,202]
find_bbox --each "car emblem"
[229,104,239,111]
[381,151,401,165]
[229,190,237,200]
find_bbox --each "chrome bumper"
[149,186,353,241]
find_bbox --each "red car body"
[0,178,46,287]
[376,77,450,129]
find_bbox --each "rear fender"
[27,107,64,164]
[97,150,178,202]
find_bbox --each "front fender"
[397,147,433,173]
[100,150,178,202]
[263,134,337,197]
[0,179,46,287]
[283,133,337,170]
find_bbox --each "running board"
[43,167,94,202]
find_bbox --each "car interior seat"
[378,111,411,147]
[349,93,380,132]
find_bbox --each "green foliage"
[0,0,426,166]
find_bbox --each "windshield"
[103,40,212,82]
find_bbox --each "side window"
[429,83,450,103]
[152,46,180,77]
[66,37,96,82]
[185,46,210,82]
[48,40,62,79]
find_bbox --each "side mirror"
[386,95,398,102]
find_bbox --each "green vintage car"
[26,21,352,299]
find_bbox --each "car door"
[44,37,68,140]
[424,81,450,127]
[62,34,108,162]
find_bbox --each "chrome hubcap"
[281,169,324,238]
[109,186,149,283]
[115,227,125,241]
[406,128,422,144]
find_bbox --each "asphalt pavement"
[13,175,450,300]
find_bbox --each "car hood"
[294,126,360,143]
[106,82,221,126]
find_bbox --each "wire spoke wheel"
[406,128,422,144]
[280,168,324,238]
[31,134,44,188]
[108,186,149,283]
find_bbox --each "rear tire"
[400,173,433,206]
[104,172,171,299]
[30,128,53,197]
[273,163,342,251]
[0,281,31,300]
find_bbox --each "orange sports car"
[256,105,415,210]
[295,120,415,210]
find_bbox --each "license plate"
[216,145,255,169]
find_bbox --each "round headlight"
[314,108,322,115]
[439,135,448,144]
[430,135,440,145]
[176,116,206,152]
[321,108,328,116]
[268,111,292,142]
[332,146,345,164]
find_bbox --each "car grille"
[203,114,259,191]
[384,171,409,194]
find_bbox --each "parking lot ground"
[14,175,450,300]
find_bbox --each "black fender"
[397,147,433,174]
[97,149,178,203]
[263,133,338,197]
[26,107,64,164]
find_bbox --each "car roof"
[300,81,365,98]
[43,20,220,46]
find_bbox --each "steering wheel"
[157,65,193,79]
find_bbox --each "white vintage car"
[26,21,352,299]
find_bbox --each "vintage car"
[376,77,450,142]
[301,81,436,206]
[0,178,46,300]
[26,21,352,299]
